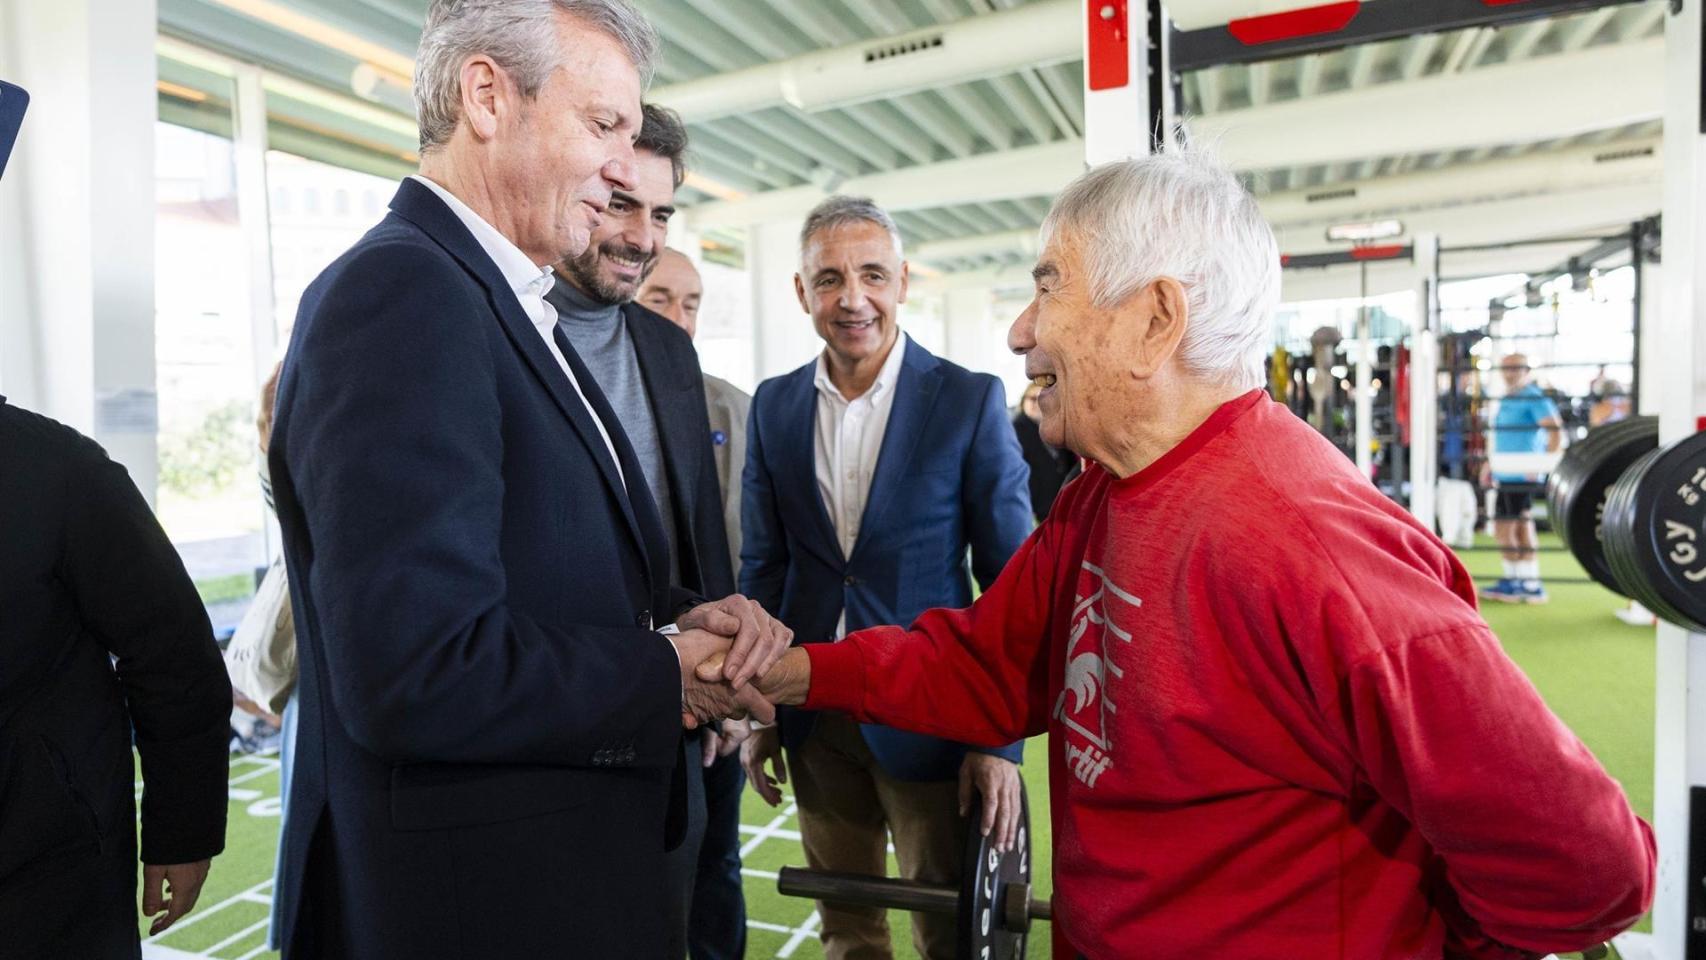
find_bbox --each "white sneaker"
[1614,603,1655,626]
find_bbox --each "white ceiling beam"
[651,0,1078,122]
[912,138,1659,268]
[686,139,1082,230]
[1196,36,1663,171]
[1502,19,1554,62]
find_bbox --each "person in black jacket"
[1012,381,1078,522]
[0,395,231,957]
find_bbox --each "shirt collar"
[814,331,909,402]
[409,174,554,303]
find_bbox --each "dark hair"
[638,103,688,189]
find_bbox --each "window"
[266,151,396,343]
[154,118,266,633]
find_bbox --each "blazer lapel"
[779,366,846,565]
[554,325,672,607]
[625,305,705,593]
[386,179,653,578]
[387,180,634,512]
[850,341,942,564]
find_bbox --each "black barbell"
[777,785,1050,960]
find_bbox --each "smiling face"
[558,149,676,304]
[795,220,907,368]
[1008,230,1169,459]
[483,15,643,264]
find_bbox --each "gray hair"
[799,195,904,261]
[414,0,658,153]
[1039,148,1280,391]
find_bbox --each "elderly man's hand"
[142,860,211,935]
[671,628,776,729]
[959,754,1023,853]
[676,595,794,691]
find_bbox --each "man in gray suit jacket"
[640,247,748,574]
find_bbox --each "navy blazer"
[269,178,688,959]
[741,338,1032,781]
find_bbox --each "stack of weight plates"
[1546,417,1659,595]
[1601,430,1706,633]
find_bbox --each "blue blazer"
[741,338,1032,781]
[269,177,690,959]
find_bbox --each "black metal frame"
[1171,0,1650,73]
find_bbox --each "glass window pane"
[265,150,396,344]
[155,117,266,635]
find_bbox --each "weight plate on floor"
[1603,432,1706,632]
[1547,417,1658,596]
[959,784,1034,960]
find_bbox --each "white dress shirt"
[814,332,909,638]
[408,175,624,488]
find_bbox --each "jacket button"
[635,610,651,628]
[843,575,857,586]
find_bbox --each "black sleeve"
[60,443,231,865]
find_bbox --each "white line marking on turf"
[741,868,779,880]
[141,946,208,959]
[777,909,823,958]
[739,802,798,858]
[233,943,275,960]
[203,918,270,954]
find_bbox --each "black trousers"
[689,750,748,960]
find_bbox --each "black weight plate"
[1626,433,1706,631]
[959,784,1034,960]
[1547,417,1658,595]
[1603,448,1665,619]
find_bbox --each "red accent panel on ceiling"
[1481,0,1533,7]
[1697,416,1705,433]
[1087,0,1130,91]
[1350,245,1408,261]
[1280,254,1294,266]
[1226,1,1361,46]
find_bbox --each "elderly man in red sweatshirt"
[731,150,1655,959]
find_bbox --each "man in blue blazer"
[267,4,782,958]
[740,196,1033,960]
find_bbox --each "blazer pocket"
[390,762,591,832]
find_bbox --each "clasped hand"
[670,595,793,729]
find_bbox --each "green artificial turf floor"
[138,534,1653,959]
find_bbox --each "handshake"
[666,595,809,733]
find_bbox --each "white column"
[942,286,993,370]
[748,220,817,380]
[1083,0,1171,164]
[0,0,160,502]
[1407,234,1440,532]
[1654,5,1706,955]
[1637,261,1663,416]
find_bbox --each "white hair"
[799,195,905,262]
[1038,148,1280,391]
[414,0,657,153]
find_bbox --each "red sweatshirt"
[804,391,1654,960]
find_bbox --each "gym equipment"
[1546,417,1659,594]
[777,787,1051,960]
[1601,431,1706,632]
[1544,420,1706,630]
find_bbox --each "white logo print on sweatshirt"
[1054,561,1140,789]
